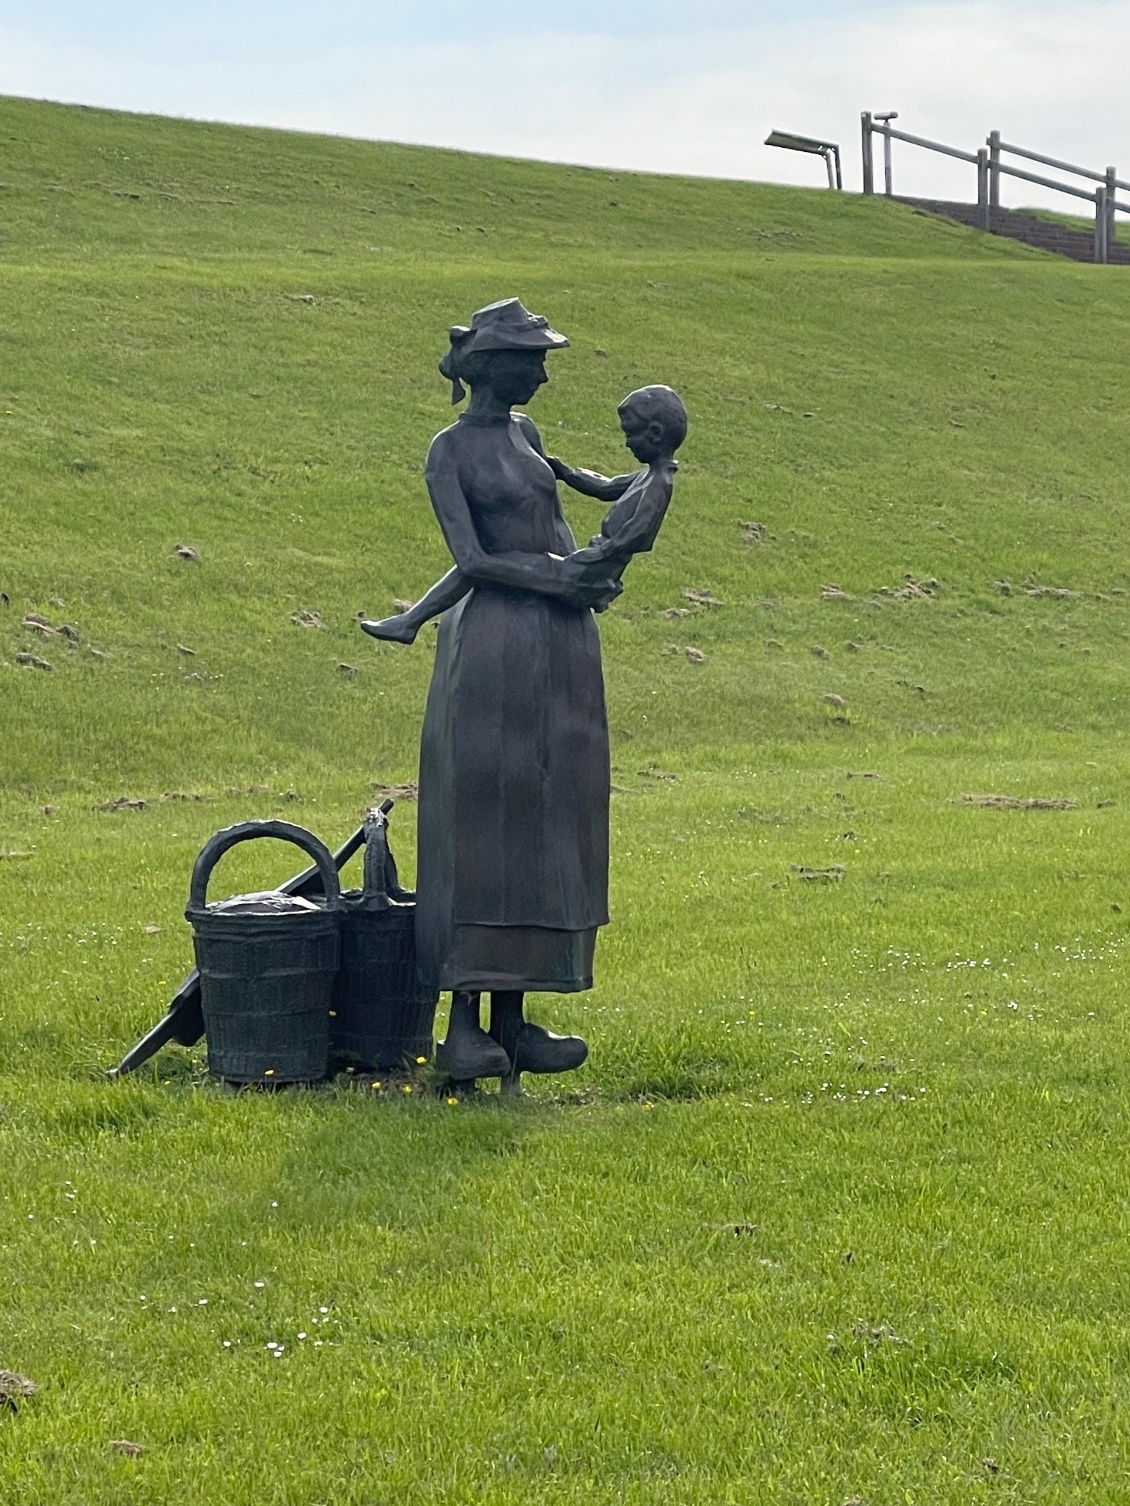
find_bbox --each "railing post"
[861,113,874,195]
[1106,166,1117,250]
[1095,185,1109,264]
[976,148,990,231]
[874,110,898,196]
[988,130,1001,208]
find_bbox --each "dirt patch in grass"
[791,864,846,882]
[370,780,418,801]
[0,1370,38,1409]
[960,793,1078,810]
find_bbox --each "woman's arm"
[425,433,617,609]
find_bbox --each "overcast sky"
[2,1,1127,208]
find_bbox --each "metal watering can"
[111,801,436,1083]
[185,818,343,1084]
[331,803,437,1073]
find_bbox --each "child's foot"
[360,615,419,645]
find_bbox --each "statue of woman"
[407,298,620,1084]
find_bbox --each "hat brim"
[469,326,569,354]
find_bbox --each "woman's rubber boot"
[513,1021,589,1075]
[488,990,526,1096]
[436,991,511,1082]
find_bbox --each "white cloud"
[2,2,1128,210]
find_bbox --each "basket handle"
[188,820,342,914]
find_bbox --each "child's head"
[617,385,687,462]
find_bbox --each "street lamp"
[764,130,843,190]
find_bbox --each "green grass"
[3,94,1130,1504]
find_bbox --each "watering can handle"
[188,820,342,913]
[362,803,392,905]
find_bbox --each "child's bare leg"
[360,567,470,644]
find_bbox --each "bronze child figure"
[360,384,687,645]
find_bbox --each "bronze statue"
[361,298,685,1087]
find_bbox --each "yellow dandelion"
[402,1084,413,1094]
[328,1010,337,1018]
[416,1056,427,1065]
[446,1097,459,1107]
[371,1080,382,1091]
[264,1069,275,1077]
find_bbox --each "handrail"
[871,123,978,166]
[861,111,1121,264]
[997,139,1130,194]
[994,160,1098,204]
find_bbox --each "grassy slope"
[2,96,1130,1504]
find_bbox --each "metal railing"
[861,112,1130,264]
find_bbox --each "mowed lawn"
[2,95,1130,1504]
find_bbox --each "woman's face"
[480,349,549,406]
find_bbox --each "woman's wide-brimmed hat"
[440,298,569,402]
[452,297,569,354]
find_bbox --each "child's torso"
[599,461,675,548]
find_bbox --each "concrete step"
[896,197,1130,265]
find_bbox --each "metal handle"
[187,819,341,913]
[361,806,391,908]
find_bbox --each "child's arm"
[514,416,630,500]
[547,456,636,502]
[360,565,470,645]
[568,536,624,566]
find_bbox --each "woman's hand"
[587,578,624,612]
[572,577,622,611]
[554,555,622,611]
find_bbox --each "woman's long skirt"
[415,585,610,994]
